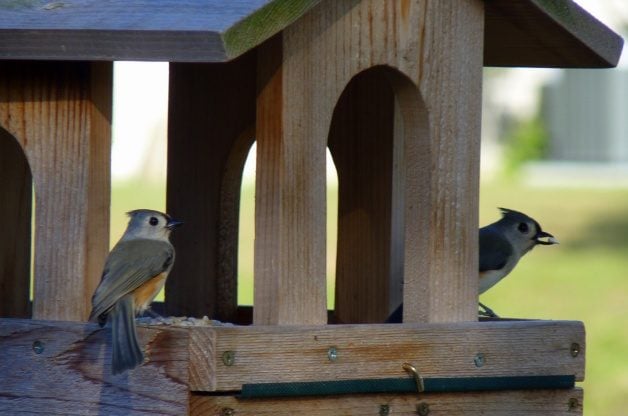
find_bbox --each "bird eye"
[149,217,159,226]
[517,222,529,233]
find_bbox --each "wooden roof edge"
[222,0,322,60]
[484,0,624,68]
[0,0,622,66]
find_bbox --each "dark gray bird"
[387,207,558,322]
[89,209,182,374]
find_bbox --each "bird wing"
[89,239,174,322]
[479,227,513,272]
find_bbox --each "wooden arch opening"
[0,128,32,318]
[328,65,429,324]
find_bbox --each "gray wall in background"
[543,69,628,162]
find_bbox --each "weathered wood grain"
[0,318,190,415]
[400,0,483,323]
[0,61,111,321]
[484,0,624,68]
[0,129,32,318]
[166,53,256,321]
[189,320,585,392]
[191,388,583,415]
[254,0,481,323]
[254,34,328,325]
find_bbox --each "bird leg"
[478,302,499,318]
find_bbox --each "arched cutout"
[0,128,33,318]
[328,65,429,324]
[236,142,256,308]
[219,127,255,321]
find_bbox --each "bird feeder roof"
[0,0,623,67]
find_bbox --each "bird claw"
[478,302,499,318]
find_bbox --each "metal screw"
[568,397,579,411]
[417,402,430,415]
[222,351,235,366]
[570,343,580,358]
[327,346,338,362]
[474,353,485,367]
[221,408,235,416]
[379,404,390,415]
[32,340,45,354]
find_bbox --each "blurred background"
[109,1,627,413]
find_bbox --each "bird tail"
[111,295,144,374]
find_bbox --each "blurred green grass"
[111,177,628,415]
[479,179,628,416]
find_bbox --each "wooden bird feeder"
[0,1,623,414]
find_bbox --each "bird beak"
[535,230,558,245]
[166,218,184,230]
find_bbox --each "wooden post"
[166,53,256,321]
[0,61,112,321]
[401,0,484,323]
[0,129,32,318]
[254,34,328,325]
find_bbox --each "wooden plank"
[189,320,585,392]
[191,388,583,415]
[254,34,328,325]
[484,0,624,68]
[0,61,111,321]
[0,318,189,415]
[328,68,396,324]
[0,129,32,318]
[401,0,483,323]
[166,53,256,321]
[0,0,321,62]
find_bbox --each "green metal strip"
[240,375,575,399]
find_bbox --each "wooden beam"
[0,318,190,415]
[0,318,584,414]
[191,388,583,415]
[166,53,256,321]
[254,34,327,325]
[400,0,484,323]
[0,129,32,318]
[0,61,111,321]
[484,0,624,68]
[189,320,585,392]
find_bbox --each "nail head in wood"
[32,340,45,354]
[222,350,235,366]
[474,353,485,367]
[327,347,338,362]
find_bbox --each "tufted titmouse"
[89,209,182,374]
[387,207,558,322]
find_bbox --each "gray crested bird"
[387,207,558,322]
[89,209,182,374]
